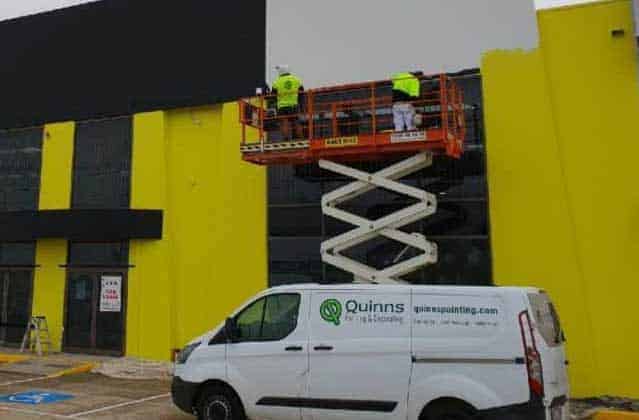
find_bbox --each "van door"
[409,291,529,419]
[227,292,309,420]
[307,289,411,420]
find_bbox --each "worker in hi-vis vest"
[392,71,422,132]
[272,65,304,140]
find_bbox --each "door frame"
[0,268,34,347]
[62,267,128,357]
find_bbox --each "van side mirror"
[225,317,239,343]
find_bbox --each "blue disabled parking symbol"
[0,390,74,405]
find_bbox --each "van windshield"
[528,292,563,347]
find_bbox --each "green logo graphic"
[320,299,342,326]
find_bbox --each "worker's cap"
[411,71,424,77]
[275,64,290,76]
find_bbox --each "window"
[235,294,300,342]
[262,294,300,340]
[0,127,42,211]
[0,243,36,266]
[236,297,265,342]
[72,117,132,209]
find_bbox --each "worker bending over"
[272,65,304,140]
[392,71,422,132]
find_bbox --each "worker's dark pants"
[278,106,300,140]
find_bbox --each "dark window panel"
[72,117,132,209]
[422,200,489,236]
[420,237,492,285]
[269,205,322,237]
[0,127,42,212]
[323,265,355,284]
[268,165,322,205]
[68,242,129,266]
[269,237,323,286]
[0,243,36,266]
[0,270,34,343]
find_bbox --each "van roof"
[267,283,540,295]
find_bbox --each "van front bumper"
[171,376,200,414]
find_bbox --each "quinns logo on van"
[320,299,342,326]
[320,298,406,326]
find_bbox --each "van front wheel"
[197,385,245,420]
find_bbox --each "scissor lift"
[239,74,466,284]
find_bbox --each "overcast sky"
[0,1,96,21]
[0,0,637,29]
[0,0,629,20]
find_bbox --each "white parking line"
[0,375,50,386]
[68,392,171,417]
[0,405,80,419]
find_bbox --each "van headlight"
[176,342,200,364]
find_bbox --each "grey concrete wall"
[267,0,538,87]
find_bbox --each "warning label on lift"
[390,131,427,143]
[324,136,359,147]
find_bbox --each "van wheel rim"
[205,399,231,420]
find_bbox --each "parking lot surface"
[0,371,192,419]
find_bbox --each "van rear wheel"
[197,385,245,420]
[423,399,477,420]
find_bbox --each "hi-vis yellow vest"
[392,72,420,98]
[273,73,302,109]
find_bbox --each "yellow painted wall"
[128,103,267,360]
[38,122,74,210]
[127,111,173,360]
[32,122,75,351]
[482,0,639,398]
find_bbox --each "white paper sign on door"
[100,276,122,312]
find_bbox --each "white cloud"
[0,0,98,22]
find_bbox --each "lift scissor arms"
[319,153,438,284]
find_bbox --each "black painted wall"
[0,0,266,129]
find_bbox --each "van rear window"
[527,293,563,347]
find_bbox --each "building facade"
[0,0,268,361]
[0,0,637,399]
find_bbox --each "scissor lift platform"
[238,74,467,284]
[239,74,465,165]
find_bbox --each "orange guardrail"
[239,74,465,165]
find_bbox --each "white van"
[172,285,569,420]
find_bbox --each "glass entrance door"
[64,271,126,356]
[0,270,33,345]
